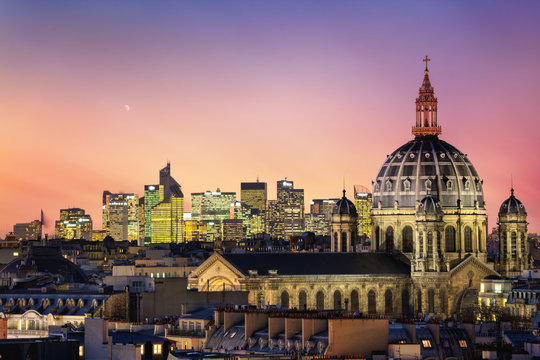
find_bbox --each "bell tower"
[412,56,441,137]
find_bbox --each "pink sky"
[0,1,539,235]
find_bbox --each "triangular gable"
[188,252,246,281]
[450,255,499,279]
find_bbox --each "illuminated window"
[140,345,144,354]
[480,284,485,293]
[459,340,467,348]
[422,340,431,348]
[494,284,502,293]
[79,345,84,357]
[153,344,162,354]
[230,331,237,338]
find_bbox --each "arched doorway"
[368,290,376,314]
[333,290,342,310]
[280,291,289,309]
[298,290,307,310]
[350,290,359,313]
[316,291,324,310]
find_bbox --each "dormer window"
[403,179,411,192]
[464,179,471,191]
[446,180,453,191]
[386,180,393,192]
[425,179,432,191]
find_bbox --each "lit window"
[459,340,467,348]
[140,345,144,355]
[422,340,431,348]
[230,331,237,338]
[153,344,162,354]
[79,345,84,356]
[480,284,485,293]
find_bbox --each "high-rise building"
[267,180,304,239]
[354,185,372,239]
[241,181,267,234]
[223,219,244,242]
[13,220,42,241]
[144,184,160,241]
[102,192,140,241]
[151,163,184,243]
[240,182,267,213]
[191,189,235,240]
[305,198,339,236]
[55,208,93,240]
[184,220,207,242]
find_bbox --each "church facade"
[189,59,527,318]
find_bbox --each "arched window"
[521,233,527,256]
[501,232,507,259]
[280,291,289,309]
[375,226,380,251]
[385,289,393,314]
[464,226,472,252]
[368,290,376,314]
[419,232,424,254]
[386,227,394,252]
[316,291,325,310]
[386,180,392,192]
[446,180,453,191]
[333,290,342,310]
[257,293,264,308]
[341,232,347,252]
[511,232,517,258]
[417,290,422,314]
[401,289,410,316]
[333,233,338,252]
[402,226,413,252]
[403,179,411,192]
[350,290,359,313]
[440,289,447,314]
[427,231,433,258]
[298,290,307,310]
[445,226,456,252]
[428,289,435,313]
[478,227,483,251]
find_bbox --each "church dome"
[372,59,484,210]
[499,189,526,216]
[333,190,358,217]
[417,195,442,215]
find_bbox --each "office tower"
[144,184,160,241]
[13,220,42,241]
[184,220,207,242]
[304,199,339,236]
[278,179,304,238]
[240,181,267,234]
[240,181,267,213]
[102,192,140,241]
[223,219,243,242]
[55,208,93,240]
[191,189,235,240]
[151,163,184,243]
[230,201,252,238]
[353,185,372,239]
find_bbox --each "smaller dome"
[333,190,358,217]
[417,195,442,215]
[499,188,526,216]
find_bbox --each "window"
[316,291,324,310]
[280,291,290,309]
[425,179,432,191]
[445,226,456,252]
[385,227,394,252]
[368,290,376,314]
[459,340,467,348]
[153,344,162,354]
[386,180,392,191]
[403,179,411,192]
[464,226,472,252]
[350,290,359,313]
[446,180,453,191]
[385,289,393,314]
[299,290,307,310]
[79,345,84,357]
[428,289,435,313]
[401,290,410,316]
[333,290,342,310]
[422,340,432,348]
[402,226,413,252]
[464,179,471,191]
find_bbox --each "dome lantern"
[412,56,441,138]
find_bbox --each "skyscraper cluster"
[22,163,371,244]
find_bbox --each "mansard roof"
[221,252,410,276]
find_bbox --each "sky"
[0,0,539,235]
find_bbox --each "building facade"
[55,208,93,240]
[13,220,41,241]
[102,192,140,241]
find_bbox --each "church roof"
[221,253,410,276]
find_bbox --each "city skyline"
[1,1,539,234]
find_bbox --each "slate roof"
[221,253,410,276]
[0,293,108,316]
